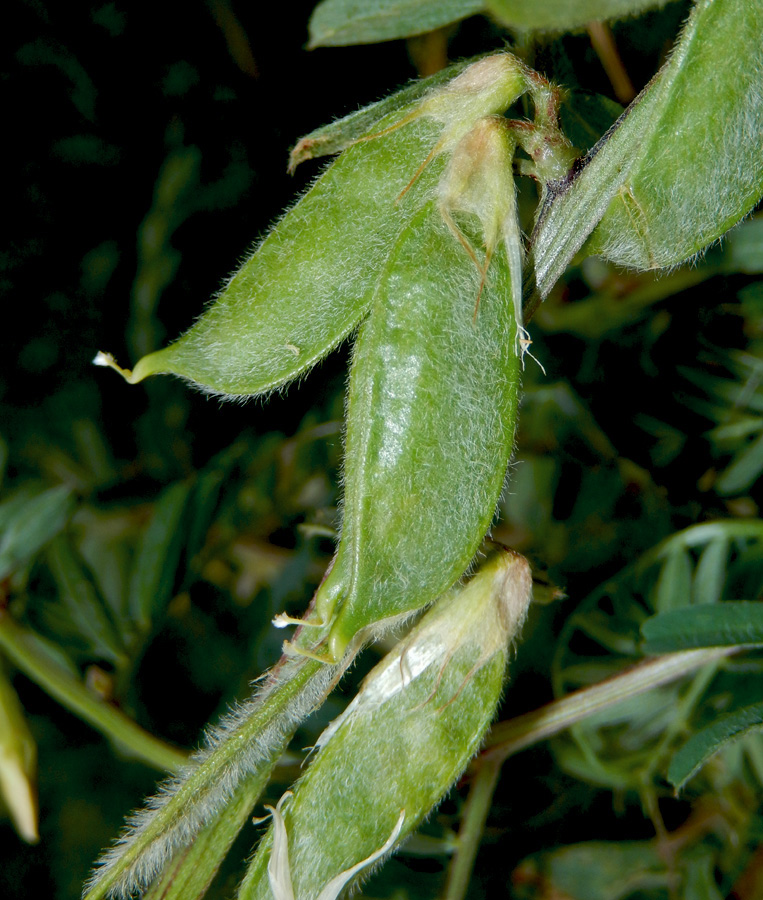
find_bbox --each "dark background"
[4,2,761,898]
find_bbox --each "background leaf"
[642,601,763,654]
[0,486,75,581]
[127,480,193,633]
[308,0,484,47]
[668,701,763,790]
[486,0,672,32]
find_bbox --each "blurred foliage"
[3,1,762,899]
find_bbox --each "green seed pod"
[240,547,533,900]
[95,109,444,396]
[96,54,530,399]
[312,195,521,660]
[530,0,763,296]
[586,0,763,270]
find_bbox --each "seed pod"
[530,0,763,296]
[95,109,444,397]
[240,547,533,900]
[96,55,530,399]
[586,0,763,270]
[313,195,521,660]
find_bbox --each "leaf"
[654,546,693,613]
[691,536,728,607]
[485,0,672,32]
[46,535,128,665]
[530,0,763,298]
[512,840,669,900]
[0,485,76,580]
[716,431,763,496]
[101,108,444,398]
[722,215,763,275]
[683,853,725,900]
[0,663,38,843]
[308,0,484,48]
[641,601,763,654]
[128,481,192,632]
[559,90,623,153]
[668,701,763,790]
[314,200,521,657]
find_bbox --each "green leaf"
[0,485,76,580]
[716,431,763,496]
[683,853,725,900]
[513,840,669,900]
[722,215,763,274]
[0,615,184,772]
[641,601,763,654]
[46,535,128,666]
[668,700,763,790]
[308,0,484,48]
[127,481,192,631]
[691,536,728,606]
[315,200,521,657]
[530,0,763,298]
[485,0,671,32]
[559,91,623,153]
[102,109,443,398]
[654,546,693,612]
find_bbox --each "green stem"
[83,654,325,900]
[142,768,269,900]
[442,755,502,900]
[484,647,738,764]
[0,612,186,773]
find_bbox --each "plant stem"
[0,611,186,772]
[484,647,738,764]
[586,21,635,104]
[442,755,501,900]
[83,654,327,900]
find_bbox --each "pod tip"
[92,351,135,383]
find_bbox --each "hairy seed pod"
[530,0,763,297]
[95,108,444,397]
[313,197,521,660]
[586,0,763,270]
[240,547,533,900]
[95,53,533,400]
